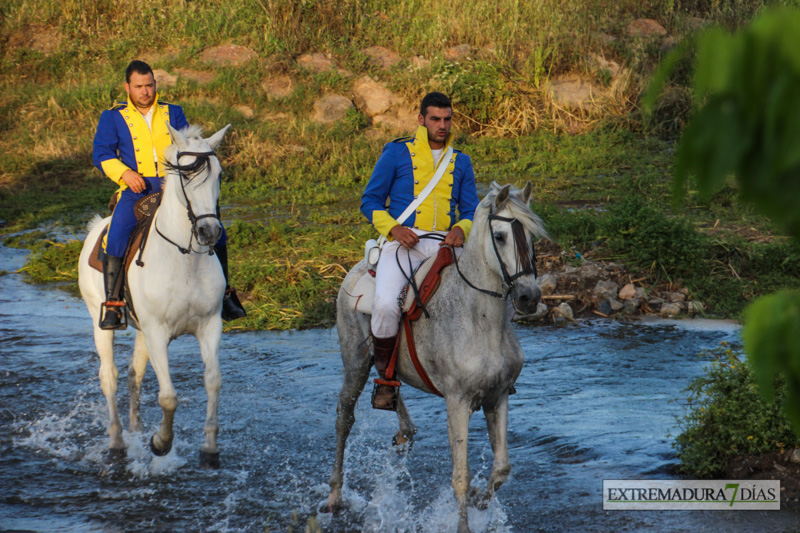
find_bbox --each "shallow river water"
[1,245,799,532]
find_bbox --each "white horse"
[78,124,230,467]
[327,182,548,532]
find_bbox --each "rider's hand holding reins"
[390,225,420,249]
[122,169,146,193]
[440,226,464,248]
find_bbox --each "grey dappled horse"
[78,124,230,467]
[328,182,548,532]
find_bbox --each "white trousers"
[371,229,458,338]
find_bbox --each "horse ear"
[519,181,533,205]
[167,123,188,151]
[495,184,511,209]
[205,124,231,151]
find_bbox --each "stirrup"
[372,379,400,411]
[221,288,246,321]
[100,301,127,330]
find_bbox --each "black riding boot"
[100,255,125,330]
[215,243,246,321]
[371,333,399,411]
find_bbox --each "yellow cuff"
[100,159,131,186]
[454,219,473,242]
[371,211,400,240]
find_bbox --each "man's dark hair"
[420,92,452,117]
[125,60,154,83]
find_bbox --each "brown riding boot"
[372,333,400,411]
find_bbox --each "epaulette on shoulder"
[391,136,414,143]
[107,102,127,111]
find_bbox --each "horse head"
[163,124,231,247]
[477,181,549,315]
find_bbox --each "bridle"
[155,150,221,255]
[394,209,538,316]
[452,211,538,301]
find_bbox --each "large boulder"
[298,53,335,73]
[312,95,355,123]
[660,302,682,317]
[174,68,216,85]
[362,46,401,70]
[627,18,668,38]
[538,273,558,296]
[200,44,257,66]
[592,280,619,300]
[152,69,177,88]
[262,75,294,100]
[546,76,599,110]
[618,283,636,300]
[553,302,574,323]
[353,76,394,117]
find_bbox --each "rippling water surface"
[1,245,798,532]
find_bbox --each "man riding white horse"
[361,91,479,410]
[92,60,245,330]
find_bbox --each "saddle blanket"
[346,247,454,315]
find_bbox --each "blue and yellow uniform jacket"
[92,94,189,187]
[361,125,479,241]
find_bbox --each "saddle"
[348,247,453,316]
[88,192,162,322]
[350,247,455,397]
[88,192,162,274]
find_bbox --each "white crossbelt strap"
[395,146,454,225]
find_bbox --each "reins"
[154,150,220,256]
[395,232,445,318]
[393,211,538,313]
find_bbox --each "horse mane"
[162,125,213,186]
[476,182,549,241]
[162,125,206,163]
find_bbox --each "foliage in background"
[599,197,709,279]
[3,0,800,330]
[648,7,800,431]
[674,343,798,478]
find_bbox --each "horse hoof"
[199,450,221,469]
[105,448,127,464]
[149,435,172,457]
[392,433,414,454]
[392,432,410,446]
[467,486,491,510]
[319,501,346,515]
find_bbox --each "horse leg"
[447,397,473,533]
[143,331,177,457]
[196,321,223,469]
[127,330,148,433]
[326,339,372,513]
[95,327,125,461]
[480,394,511,507]
[393,394,416,446]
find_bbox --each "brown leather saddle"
[88,192,162,274]
[87,192,162,323]
[380,246,455,397]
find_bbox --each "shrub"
[674,343,799,478]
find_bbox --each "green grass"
[3,0,798,329]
